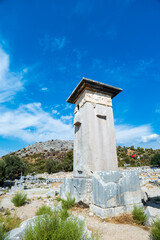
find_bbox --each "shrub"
[57,193,75,210]
[150,218,160,240]
[24,210,91,240]
[132,205,146,225]
[0,212,21,238]
[45,159,61,174]
[151,154,160,166]
[61,151,73,172]
[0,224,5,240]
[0,160,6,185]
[36,205,53,216]
[45,151,73,174]
[4,155,26,179]
[11,192,27,207]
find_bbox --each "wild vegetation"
[117,146,160,167]
[11,192,27,207]
[150,218,160,240]
[132,206,146,225]
[24,195,94,240]
[0,212,21,240]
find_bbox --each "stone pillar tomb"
[60,77,142,218]
[67,78,122,178]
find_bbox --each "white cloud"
[39,35,67,52]
[61,115,73,121]
[115,124,159,147]
[52,109,59,115]
[0,102,73,143]
[141,134,159,143]
[0,47,24,103]
[41,87,48,91]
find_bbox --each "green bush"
[0,224,5,240]
[11,192,27,207]
[132,205,146,225]
[24,210,91,240]
[0,160,6,185]
[36,205,53,216]
[57,193,75,210]
[61,151,73,172]
[4,155,26,179]
[150,218,160,240]
[151,154,160,166]
[45,159,61,174]
[45,151,73,174]
[0,212,21,239]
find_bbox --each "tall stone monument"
[67,78,122,178]
[60,77,142,218]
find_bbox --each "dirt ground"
[0,190,150,240]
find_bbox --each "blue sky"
[0,0,160,156]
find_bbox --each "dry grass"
[105,213,150,231]
[105,213,135,224]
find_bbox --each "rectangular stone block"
[60,177,92,205]
[90,204,115,218]
[92,170,142,208]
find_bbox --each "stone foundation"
[60,170,142,218]
[90,203,143,219]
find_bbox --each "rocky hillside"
[9,140,74,160]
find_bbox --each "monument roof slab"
[67,77,122,104]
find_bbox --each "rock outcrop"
[4,140,73,160]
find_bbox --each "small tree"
[46,159,61,174]
[151,154,160,166]
[4,155,26,179]
[0,160,6,185]
[61,151,73,172]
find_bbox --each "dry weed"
[105,213,135,225]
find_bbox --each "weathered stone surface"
[92,171,142,208]
[60,177,92,204]
[90,203,143,219]
[145,206,160,226]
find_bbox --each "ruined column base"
[60,170,143,218]
[90,203,143,219]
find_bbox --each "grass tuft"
[132,205,146,225]
[57,193,75,210]
[150,218,160,240]
[11,192,27,207]
[36,205,53,216]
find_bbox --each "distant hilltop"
[6,140,74,159]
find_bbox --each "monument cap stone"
[67,77,122,104]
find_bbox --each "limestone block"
[92,171,142,208]
[145,206,160,226]
[60,178,92,204]
[90,203,143,219]
[90,204,115,218]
